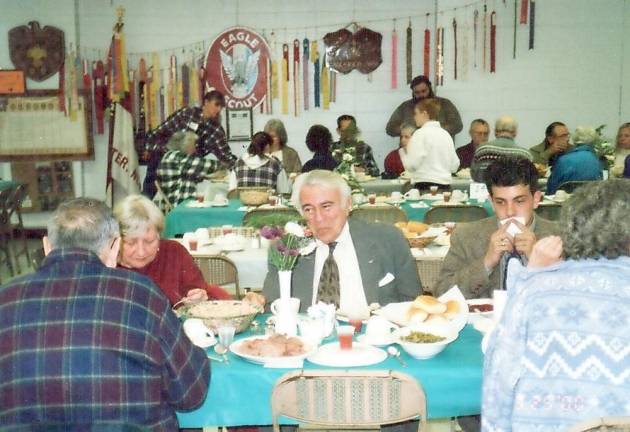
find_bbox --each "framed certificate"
[0,70,26,95]
[226,108,253,142]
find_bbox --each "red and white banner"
[204,27,271,110]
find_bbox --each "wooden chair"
[416,257,445,295]
[0,184,31,276]
[350,204,409,224]
[557,180,597,194]
[535,203,563,221]
[9,184,31,272]
[153,180,173,213]
[0,187,16,278]
[271,370,427,432]
[193,254,242,299]
[424,205,488,224]
[567,416,630,432]
[31,247,46,270]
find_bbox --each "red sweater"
[120,239,232,305]
[384,149,405,175]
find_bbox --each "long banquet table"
[176,316,483,427]
[164,198,495,238]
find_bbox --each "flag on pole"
[106,11,140,205]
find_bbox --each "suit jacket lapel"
[349,221,381,303]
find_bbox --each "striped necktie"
[317,242,340,306]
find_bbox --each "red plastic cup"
[368,194,376,205]
[349,319,363,333]
[337,325,354,350]
[188,239,198,251]
[196,194,204,203]
[268,195,278,206]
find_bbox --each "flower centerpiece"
[593,124,615,169]
[333,123,365,194]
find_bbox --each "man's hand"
[549,140,568,155]
[483,222,514,270]
[182,288,208,305]
[511,219,537,258]
[528,236,563,268]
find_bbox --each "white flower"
[284,221,305,237]
[300,241,317,256]
[605,154,615,161]
[342,153,353,162]
[341,174,349,180]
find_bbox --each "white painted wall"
[1,0,629,226]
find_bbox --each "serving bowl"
[175,300,262,334]
[393,323,458,359]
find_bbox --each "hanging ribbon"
[168,54,177,115]
[66,51,79,121]
[453,18,458,80]
[473,10,479,68]
[529,0,536,50]
[490,11,497,73]
[406,21,412,85]
[293,39,300,117]
[139,58,148,130]
[483,4,488,71]
[330,69,336,103]
[181,63,189,106]
[311,40,320,108]
[513,0,518,59]
[149,53,160,129]
[461,20,469,80]
[391,26,398,89]
[321,55,330,110]
[197,56,205,104]
[435,27,444,86]
[281,43,289,115]
[423,26,430,77]
[129,69,136,125]
[270,32,278,100]
[58,61,66,114]
[187,59,198,108]
[520,0,529,24]
[303,38,310,111]
[93,60,105,134]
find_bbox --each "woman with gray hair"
[482,179,630,431]
[114,194,232,305]
[546,126,603,194]
[264,119,302,175]
[383,122,416,177]
[155,131,219,208]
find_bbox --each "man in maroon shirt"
[457,119,490,169]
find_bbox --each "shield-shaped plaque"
[9,21,65,82]
[324,27,382,75]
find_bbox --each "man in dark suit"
[263,170,421,314]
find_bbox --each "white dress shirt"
[310,222,369,316]
[406,120,460,184]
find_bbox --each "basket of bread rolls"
[394,221,436,248]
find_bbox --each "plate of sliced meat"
[229,334,317,365]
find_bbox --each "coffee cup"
[364,316,397,341]
[430,185,439,196]
[404,188,421,200]
[368,193,376,205]
[270,297,301,316]
[214,192,227,204]
[268,195,278,206]
[443,191,452,202]
[390,191,403,201]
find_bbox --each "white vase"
[275,270,297,336]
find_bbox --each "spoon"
[214,344,229,363]
[387,346,407,367]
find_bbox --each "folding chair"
[424,205,488,224]
[153,180,173,213]
[535,203,563,221]
[350,204,409,225]
[271,370,427,432]
[557,180,597,194]
[193,254,242,299]
[567,416,630,432]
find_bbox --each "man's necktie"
[317,242,340,306]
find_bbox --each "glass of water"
[217,324,236,349]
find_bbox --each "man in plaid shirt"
[156,131,219,208]
[143,90,237,197]
[331,115,380,177]
[0,198,209,431]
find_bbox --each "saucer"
[211,200,229,207]
[357,333,396,347]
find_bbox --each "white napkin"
[409,202,429,209]
[183,319,216,348]
[500,216,526,237]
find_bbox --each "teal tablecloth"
[164,199,246,237]
[0,180,18,192]
[177,319,483,427]
[164,198,496,237]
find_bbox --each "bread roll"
[413,295,447,314]
[394,221,408,229]
[406,305,428,324]
[407,221,429,234]
[442,300,460,319]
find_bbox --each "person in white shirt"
[405,98,460,191]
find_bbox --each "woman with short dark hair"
[301,125,338,173]
[229,131,290,193]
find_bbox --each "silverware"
[206,354,225,362]
[387,346,407,367]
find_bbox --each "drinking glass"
[217,324,236,349]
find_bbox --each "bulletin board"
[0,89,94,161]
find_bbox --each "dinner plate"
[187,201,212,208]
[420,193,444,201]
[307,342,387,367]
[211,200,229,207]
[230,335,317,365]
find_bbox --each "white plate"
[211,200,229,207]
[357,333,396,347]
[420,193,444,201]
[230,335,317,365]
[307,342,387,367]
[187,201,212,208]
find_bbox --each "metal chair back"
[535,203,563,221]
[567,416,630,432]
[271,370,427,432]
[153,180,173,213]
[350,205,409,225]
[424,205,488,224]
[557,180,597,194]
